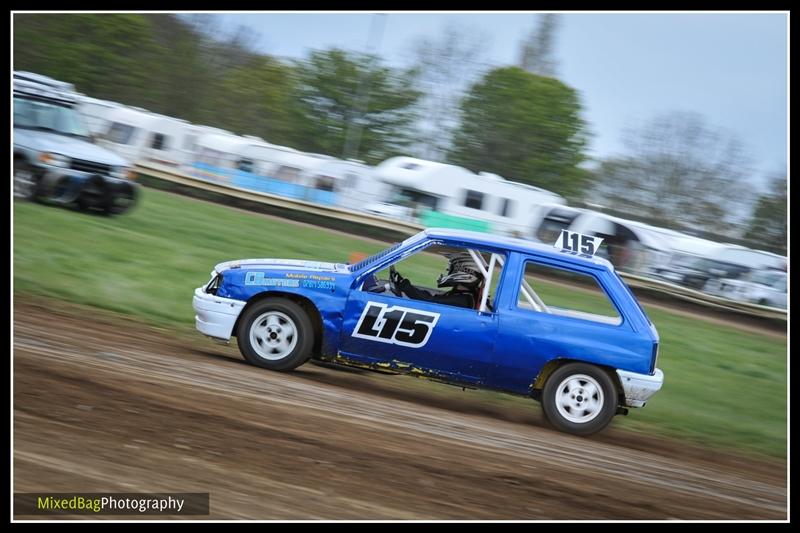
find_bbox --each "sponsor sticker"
[244,272,300,288]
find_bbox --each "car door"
[338,279,498,386]
[488,254,647,395]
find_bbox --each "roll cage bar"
[466,249,549,314]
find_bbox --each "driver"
[390,252,484,309]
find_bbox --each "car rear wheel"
[236,298,314,371]
[14,158,39,201]
[541,363,618,436]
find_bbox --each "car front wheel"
[541,363,618,436]
[236,298,314,371]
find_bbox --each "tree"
[448,66,590,198]
[743,174,787,254]
[208,56,297,145]
[14,14,165,109]
[519,14,560,77]
[290,48,422,164]
[143,14,214,122]
[409,22,491,160]
[591,111,753,235]
[14,14,300,145]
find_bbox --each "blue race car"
[193,228,663,435]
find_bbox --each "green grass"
[13,189,787,458]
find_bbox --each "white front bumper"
[616,368,664,408]
[193,287,246,340]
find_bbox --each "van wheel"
[541,363,618,436]
[236,298,314,371]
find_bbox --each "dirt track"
[13,299,787,520]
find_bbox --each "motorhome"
[556,210,674,275]
[529,206,675,275]
[366,156,566,236]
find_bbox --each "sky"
[216,11,788,192]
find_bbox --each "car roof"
[422,228,614,270]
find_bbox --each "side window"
[106,122,135,145]
[498,198,514,217]
[275,165,300,182]
[151,133,168,150]
[517,261,622,325]
[237,158,254,173]
[361,244,505,312]
[463,190,484,210]
[314,175,337,191]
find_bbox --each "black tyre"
[105,182,138,215]
[14,158,40,201]
[236,298,314,371]
[541,363,618,436]
[77,175,109,212]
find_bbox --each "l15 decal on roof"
[554,230,604,257]
[352,302,440,348]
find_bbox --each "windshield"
[14,96,90,138]
[348,232,427,272]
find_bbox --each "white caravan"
[190,133,297,176]
[189,134,369,206]
[97,107,199,167]
[293,157,387,211]
[366,156,566,236]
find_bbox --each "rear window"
[517,261,622,326]
[616,273,651,325]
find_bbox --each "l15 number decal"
[554,230,604,257]
[352,302,440,348]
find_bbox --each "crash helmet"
[437,252,483,289]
